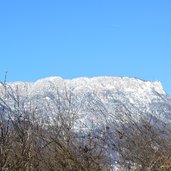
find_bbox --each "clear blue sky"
[0,0,171,94]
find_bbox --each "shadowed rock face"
[0,76,171,126]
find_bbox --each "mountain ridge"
[6,76,166,95]
[1,76,170,126]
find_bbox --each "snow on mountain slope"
[0,76,171,125]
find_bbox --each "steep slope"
[0,76,171,127]
[0,76,171,170]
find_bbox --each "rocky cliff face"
[0,76,171,127]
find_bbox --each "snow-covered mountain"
[1,77,170,170]
[1,76,171,127]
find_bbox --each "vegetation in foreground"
[0,82,171,171]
